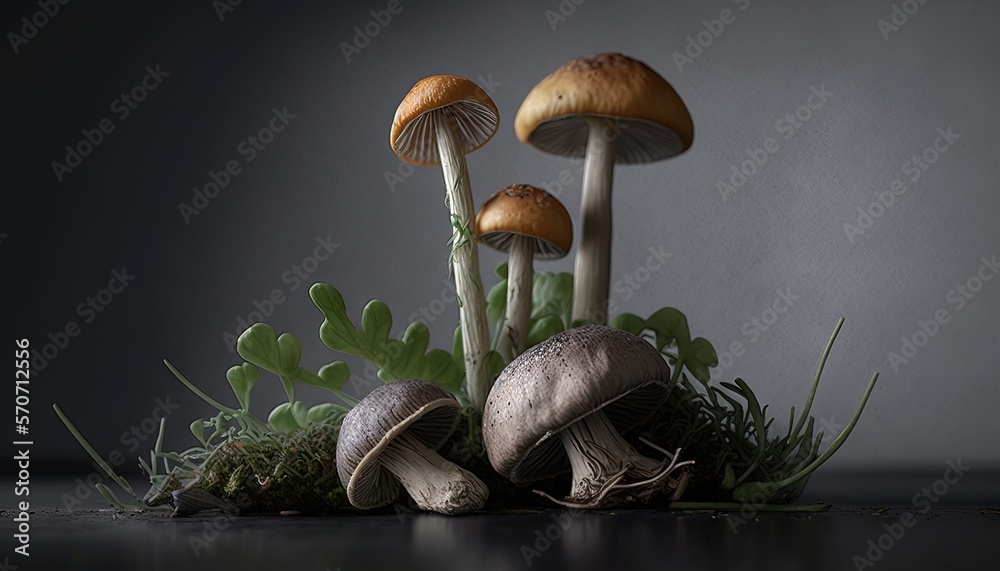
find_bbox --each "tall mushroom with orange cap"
[391,75,499,412]
[475,184,572,362]
[514,53,693,325]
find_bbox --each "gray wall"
[8,0,997,473]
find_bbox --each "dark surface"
[4,473,999,570]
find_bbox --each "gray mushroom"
[482,325,693,508]
[337,380,489,515]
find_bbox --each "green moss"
[194,419,348,513]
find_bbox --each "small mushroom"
[391,75,499,412]
[482,325,693,508]
[475,184,572,362]
[515,53,693,324]
[337,380,489,515]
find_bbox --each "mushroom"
[475,184,572,362]
[391,75,499,413]
[336,380,489,515]
[482,325,693,508]
[514,53,693,324]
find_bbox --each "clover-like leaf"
[609,312,647,337]
[277,333,302,375]
[237,323,282,374]
[226,363,260,411]
[317,361,350,390]
[237,324,305,402]
[311,282,463,392]
[644,307,689,351]
[267,403,302,434]
[686,337,719,384]
[306,403,349,425]
[189,418,208,448]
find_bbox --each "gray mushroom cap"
[336,380,460,509]
[482,325,672,483]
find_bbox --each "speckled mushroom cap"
[390,74,500,166]
[336,380,460,510]
[482,325,672,483]
[514,53,693,164]
[475,184,573,259]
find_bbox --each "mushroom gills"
[378,431,489,515]
[544,408,693,508]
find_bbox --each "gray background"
[5,0,997,473]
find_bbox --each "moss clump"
[194,419,348,514]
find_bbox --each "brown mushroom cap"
[475,184,573,259]
[336,380,460,509]
[390,75,500,166]
[514,53,693,164]
[482,325,672,483]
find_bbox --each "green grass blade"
[163,359,239,415]
[788,318,844,445]
[95,483,154,511]
[752,371,879,493]
[53,404,136,497]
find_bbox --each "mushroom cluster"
[348,56,693,513]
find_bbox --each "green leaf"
[310,283,364,354]
[267,403,300,434]
[360,300,393,352]
[317,361,350,390]
[237,323,283,374]
[306,403,350,424]
[609,307,717,386]
[486,277,508,330]
[189,418,208,447]
[290,401,309,428]
[226,363,260,411]
[531,271,573,327]
[277,333,302,374]
[722,463,736,490]
[311,282,463,392]
[237,324,301,401]
[686,337,719,384]
[494,261,508,279]
[609,313,647,337]
[645,307,689,350]
[526,315,565,348]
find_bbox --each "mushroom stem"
[497,234,535,362]
[555,408,691,506]
[379,431,489,515]
[571,117,619,325]
[435,113,492,412]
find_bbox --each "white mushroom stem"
[571,117,619,325]
[496,234,535,363]
[436,113,492,412]
[552,409,693,506]
[379,431,489,515]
